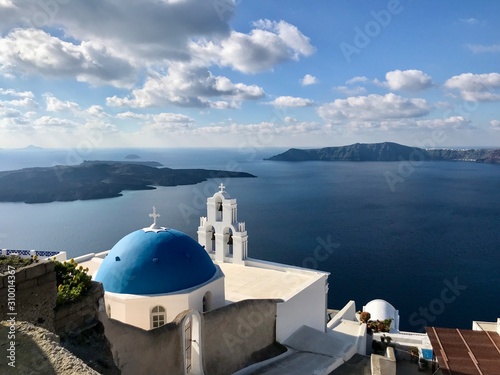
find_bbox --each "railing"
[1,249,67,261]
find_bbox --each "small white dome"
[363,299,400,333]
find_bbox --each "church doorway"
[183,311,203,375]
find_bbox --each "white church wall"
[187,277,225,312]
[276,276,328,342]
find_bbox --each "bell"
[227,234,233,245]
[217,202,223,211]
[211,229,215,241]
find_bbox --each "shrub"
[54,259,92,306]
[359,311,371,323]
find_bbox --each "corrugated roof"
[426,326,500,375]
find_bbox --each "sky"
[1,0,500,149]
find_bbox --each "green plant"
[368,318,393,333]
[54,259,92,306]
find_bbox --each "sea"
[0,147,499,332]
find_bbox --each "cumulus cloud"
[382,69,433,92]
[301,74,318,86]
[190,19,315,74]
[466,43,500,53]
[0,0,232,62]
[106,64,265,108]
[317,93,430,122]
[270,96,314,107]
[44,94,80,112]
[116,111,195,132]
[0,88,34,98]
[445,73,500,101]
[33,116,79,129]
[0,29,137,88]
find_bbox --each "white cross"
[149,206,160,228]
[219,183,225,192]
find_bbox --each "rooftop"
[426,326,500,375]
[217,260,326,302]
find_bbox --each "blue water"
[0,147,499,332]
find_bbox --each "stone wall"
[54,282,104,338]
[99,309,184,375]
[202,299,279,375]
[100,299,281,375]
[0,261,56,332]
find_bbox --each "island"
[125,154,141,160]
[0,160,255,203]
[266,142,500,164]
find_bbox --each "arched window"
[151,306,166,328]
[202,291,213,312]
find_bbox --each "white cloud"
[44,94,80,112]
[270,96,314,107]
[0,106,21,118]
[445,73,500,101]
[383,69,433,92]
[317,93,430,122]
[415,116,472,130]
[301,74,318,86]
[345,76,368,85]
[0,29,137,88]
[106,64,265,108]
[335,86,367,96]
[0,97,38,108]
[191,19,315,74]
[86,105,111,118]
[33,116,79,129]
[466,43,500,53]
[0,88,34,98]
[0,0,232,62]
[116,111,196,132]
[491,120,500,129]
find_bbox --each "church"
[77,184,331,374]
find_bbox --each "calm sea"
[1,147,499,332]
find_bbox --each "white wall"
[103,273,225,330]
[276,276,328,342]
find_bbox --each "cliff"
[266,142,500,163]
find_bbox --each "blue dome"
[95,228,216,295]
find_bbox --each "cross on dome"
[149,206,160,229]
[219,183,225,192]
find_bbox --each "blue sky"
[1,0,500,148]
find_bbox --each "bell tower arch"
[198,184,248,264]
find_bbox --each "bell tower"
[198,184,248,264]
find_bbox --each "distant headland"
[0,160,255,204]
[266,142,500,164]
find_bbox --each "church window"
[151,305,166,328]
[203,291,212,312]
